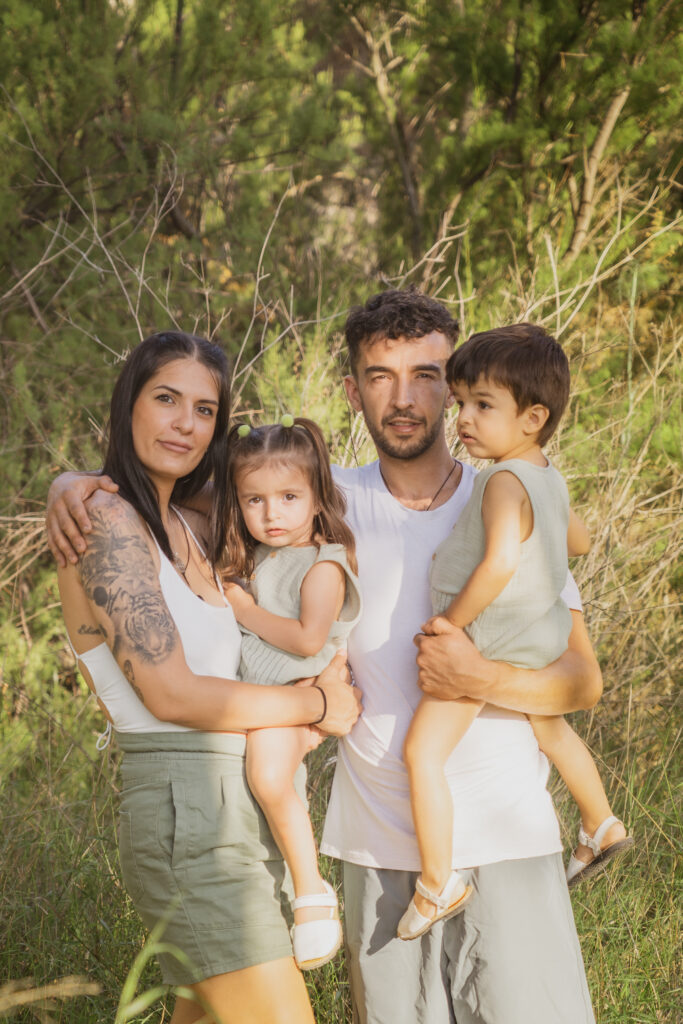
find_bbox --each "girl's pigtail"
[223,423,258,579]
[293,418,358,574]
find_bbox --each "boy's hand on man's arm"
[421,614,457,636]
[46,472,118,567]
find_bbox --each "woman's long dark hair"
[223,417,357,579]
[103,330,230,569]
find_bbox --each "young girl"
[399,324,633,940]
[223,416,362,970]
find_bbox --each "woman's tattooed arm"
[77,495,178,677]
[122,658,147,706]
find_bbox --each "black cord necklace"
[379,458,458,511]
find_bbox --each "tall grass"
[1,241,680,1021]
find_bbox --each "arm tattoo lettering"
[78,624,104,637]
[79,502,177,666]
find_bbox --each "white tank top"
[69,512,241,739]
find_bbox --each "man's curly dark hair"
[344,287,459,373]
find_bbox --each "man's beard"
[363,407,445,461]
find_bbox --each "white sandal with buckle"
[291,880,342,970]
[397,871,472,941]
[566,815,634,887]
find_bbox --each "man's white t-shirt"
[321,460,580,871]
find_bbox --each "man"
[47,289,600,1023]
[321,288,599,1023]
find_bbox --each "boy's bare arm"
[436,473,525,629]
[415,609,602,714]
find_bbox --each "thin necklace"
[379,458,458,511]
[170,507,190,578]
[169,507,216,604]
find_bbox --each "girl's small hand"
[421,614,455,636]
[301,724,325,754]
[225,583,256,622]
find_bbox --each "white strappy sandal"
[397,871,472,941]
[291,881,343,970]
[566,815,634,888]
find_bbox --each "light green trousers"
[343,854,595,1024]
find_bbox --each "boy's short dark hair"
[345,287,459,373]
[446,324,570,446]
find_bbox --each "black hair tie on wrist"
[312,684,327,725]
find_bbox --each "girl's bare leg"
[170,957,315,1024]
[529,714,627,861]
[403,695,483,919]
[246,726,329,925]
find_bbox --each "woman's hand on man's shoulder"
[46,471,119,566]
[85,487,135,524]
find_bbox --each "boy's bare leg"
[403,695,483,917]
[246,727,329,924]
[529,714,626,861]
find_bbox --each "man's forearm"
[473,646,601,715]
[416,611,603,715]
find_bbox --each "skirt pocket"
[119,779,175,898]
[118,809,145,903]
[166,768,282,872]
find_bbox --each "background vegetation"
[1,1,680,1020]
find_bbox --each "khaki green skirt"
[117,731,303,985]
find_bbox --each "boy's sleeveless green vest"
[239,542,362,685]
[430,459,572,669]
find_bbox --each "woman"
[56,330,360,1024]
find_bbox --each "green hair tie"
[280,414,294,428]
[236,424,251,438]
